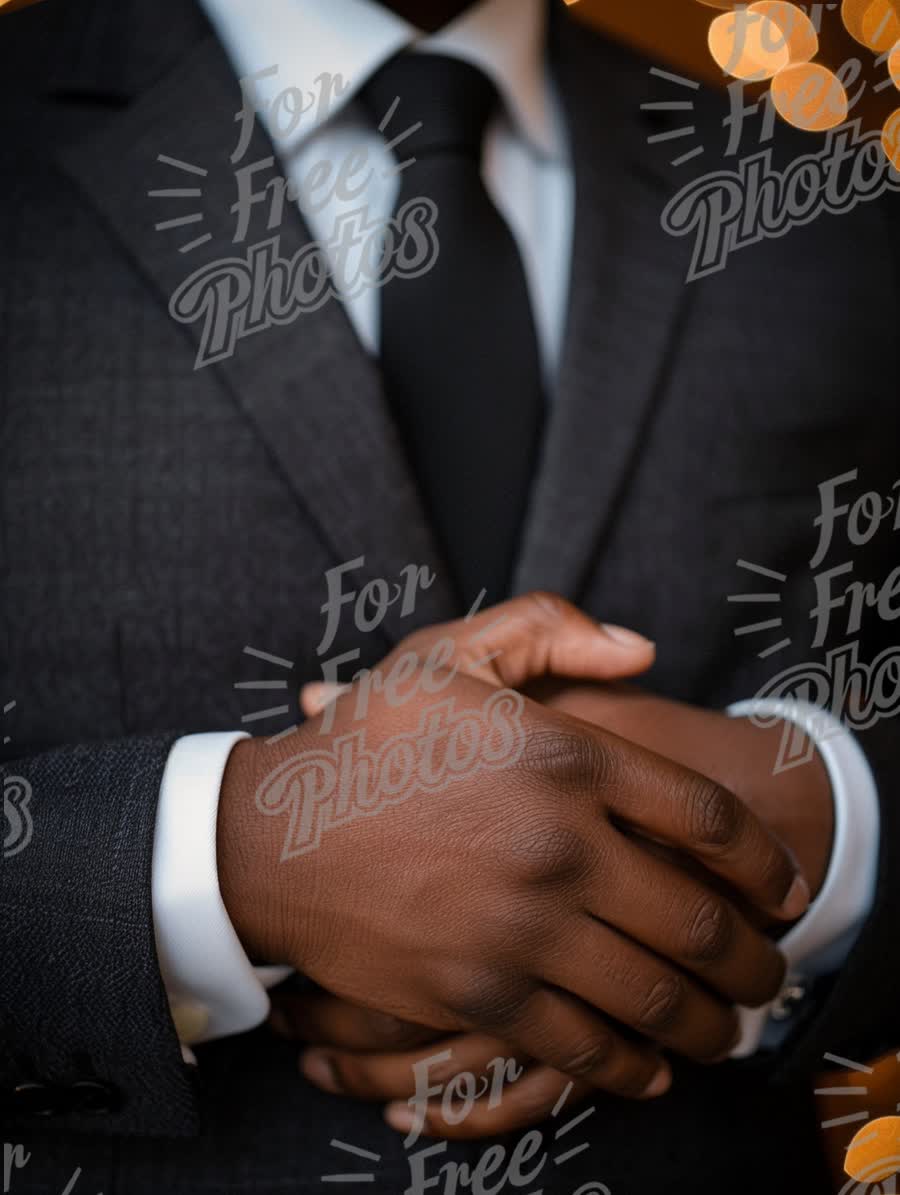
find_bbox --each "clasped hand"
[217,594,813,1137]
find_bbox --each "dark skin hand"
[219,594,806,1115]
[278,673,833,1139]
[534,680,834,904]
[251,0,836,1142]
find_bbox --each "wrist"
[721,715,834,903]
[217,736,294,967]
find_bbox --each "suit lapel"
[56,20,459,638]
[513,11,703,602]
[53,0,713,628]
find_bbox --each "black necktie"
[360,53,544,610]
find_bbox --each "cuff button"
[13,1080,64,1117]
[71,1079,122,1116]
[771,982,808,1021]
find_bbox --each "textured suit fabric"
[1,735,197,1136]
[0,0,897,1191]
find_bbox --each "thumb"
[459,592,655,690]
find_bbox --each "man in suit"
[1,0,898,1192]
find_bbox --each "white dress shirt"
[152,0,880,1059]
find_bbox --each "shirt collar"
[199,0,559,159]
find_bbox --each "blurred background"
[574,0,899,136]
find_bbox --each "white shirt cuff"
[726,698,880,1057]
[152,733,292,1057]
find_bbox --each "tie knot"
[359,52,499,161]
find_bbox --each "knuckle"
[507,819,593,888]
[332,1054,370,1093]
[634,974,686,1036]
[561,1032,615,1079]
[421,1049,468,1088]
[683,779,740,852]
[446,970,529,1030]
[361,1010,427,1052]
[486,899,542,951]
[524,591,571,626]
[757,841,792,897]
[682,895,735,966]
[522,729,613,798]
[503,1075,564,1124]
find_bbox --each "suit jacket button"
[770,982,808,1021]
[13,1080,64,1117]
[70,1079,122,1115]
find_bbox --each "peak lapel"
[513,13,704,602]
[54,23,459,636]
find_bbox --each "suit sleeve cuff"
[725,698,880,1057]
[152,733,292,1054]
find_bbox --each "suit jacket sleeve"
[777,709,900,1078]
[769,193,900,1078]
[1,734,200,1137]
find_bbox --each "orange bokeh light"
[842,0,879,44]
[845,1116,900,1184]
[708,8,792,80]
[882,106,900,167]
[889,39,900,87]
[695,0,900,136]
[862,0,900,50]
[750,1,819,64]
[770,61,850,130]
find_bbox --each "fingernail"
[302,682,350,715]
[640,1064,672,1099]
[601,624,655,650]
[780,873,811,920]
[301,1050,341,1094]
[384,1102,416,1133]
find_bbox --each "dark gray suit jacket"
[1,0,898,1191]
